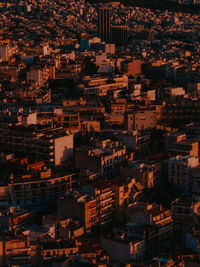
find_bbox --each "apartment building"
[171,198,195,231]
[75,139,126,179]
[58,193,97,232]
[114,130,151,152]
[82,180,115,227]
[160,100,200,127]
[128,203,173,246]
[78,75,128,97]
[0,125,73,166]
[125,109,157,131]
[62,99,105,122]
[42,214,84,240]
[81,120,100,132]
[36,108,80,131]
[0,44,13,62]
[9,209,37,231]
[26,65,50,86]
[0,234,38,266]
[40,240,78,261]
[185,231,200,255]
[111,178,143,220]
[191,165,200,198]
[110,98,126,115]
[27,68,43,86]
[165,132,187,149]
[53,108,80,132]
[121,59,143,76]
[0,108,37,126]
[8,171,73,208]
[168,139,199,158]
[165,132,199,158]
[168,155,199,194]
[59,177,143,230]
[101,230,145,263]
[105,98,127,127]
[104,113,125,127]
[78,240,109,265]
[121,160,161,188]
[184,123,200,140]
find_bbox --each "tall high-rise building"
[111,25,128,45]
[98,6,111,43]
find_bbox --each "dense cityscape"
[1,0,200,266]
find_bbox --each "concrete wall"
[115,132,137,152]
[27,69,42,85]
[54,134,73,165]
[75,148,101,172]
[134,110,156,130]
[101,237,131,263]
[128,210,150,225]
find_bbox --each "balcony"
[100,210,113,217]
[100,196,114,204]
[11,254,31,261]
[100,219,112,225]
[101,204,113,210]
[8,247,31,253]
[90,213,96,218]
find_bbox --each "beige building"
[125,109,157,131]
